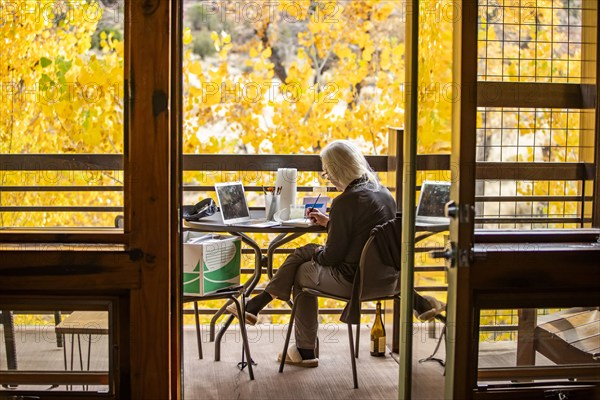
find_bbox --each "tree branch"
[301,32,341,124]
[349,9,373,110]
[254,22,288,83]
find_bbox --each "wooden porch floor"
[184,322,446,400]
[1,322,551,399]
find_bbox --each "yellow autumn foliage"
[1,0,124,228]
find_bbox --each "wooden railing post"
[516,308,537,368]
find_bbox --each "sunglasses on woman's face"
[320,170,329,180]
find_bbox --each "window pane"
[478,1,590,83]
[478,307,600,385]
[0,1,125,228]
[0,300,113,394]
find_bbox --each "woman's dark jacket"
[312,176,396,322]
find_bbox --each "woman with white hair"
[228,140,396,367]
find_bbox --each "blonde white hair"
[320,140,379,190]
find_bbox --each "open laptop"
[214,182,280,227]
[415,181,451,227]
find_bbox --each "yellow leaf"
[262,47,272,58]
[183,28,193,45]
[188,62,203,76]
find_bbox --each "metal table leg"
[212,232,316,362]
[267,233,305,309]
[1,310,18,389]
[210,233,264,343]
[266,233,304,278]
[54,311,63,348]
[1,310,17,371]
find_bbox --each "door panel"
[446,1,600,398]
[0,0,179,398]
[445,0,479,398]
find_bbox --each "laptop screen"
[416,181,450,219]
[214,182,251,223]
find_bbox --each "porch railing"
[1,152,593,225]
[0,130,596,319]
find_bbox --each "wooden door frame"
[170,0,184,398]
[126,0,180,398]
[445,1,479,398]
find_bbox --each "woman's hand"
[307,209,329,227]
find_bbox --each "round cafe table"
[183,209,326,360]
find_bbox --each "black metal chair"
[279,234,400,388]
[183,286,255,380]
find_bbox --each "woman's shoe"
[277,346,318,368]
[226,304,258,326]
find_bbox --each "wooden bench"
[535,307,600,364]
[55,311,109,372]
[518,307,600,366]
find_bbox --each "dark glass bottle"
[370,301,386,357]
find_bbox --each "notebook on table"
[214,182,280,228]
[415,181,451,227]
[280,196,330,227]
[280,219,314,227]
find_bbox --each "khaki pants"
[265,244,353,350]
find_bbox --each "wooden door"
[443,1,479,397]
[0,1,181,398]
[444,1,600,399]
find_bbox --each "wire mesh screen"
[478,308,574,355]
[480,309,519,342]
[478,0,591,83]
[476,107,594,162]
[476,0,596,231]
[475,105,593,229]
[475,179,591,229]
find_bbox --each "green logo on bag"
[203,241,241,293]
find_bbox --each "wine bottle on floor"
[370,301,386,357]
